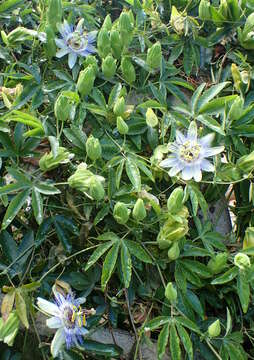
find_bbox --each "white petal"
[80,327,89,336]
[56,48,69,58]
[51,328,65,358]
[37,298,60,316]
[181,166,194,180]
[204,146,224,157]
[199,133,214,147]
[160,157,178,168]
[201,159,214,172]
[68,52,77,69]
[187,122,197,141]
[46,316,63,329]
[55,38,66,49]
[175,130,185,144]
[193,164,202,182]
[75,297,86,305]
[169,163,184,177]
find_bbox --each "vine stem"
[39,244,100,282]
[124,288,143,360]
[206,339,223,360]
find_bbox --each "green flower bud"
[90,177,105,201]
[120,57,136,83]
[110,30,123,59]
[167,187,184,214]
[208,320,221,338]
[97,28,111,58]
[207,253,228,274]
[146,108,158,128]
[118,11,133,47]
[234,252,251,269]
[86,135,102,161]
[113,202,130,224]
[146,42,162,69]
[39,147,74,172]
[77,65,95,97]
[102,54,117,78]
[102,14,112,31]
[45,24,56,58]
[157,208,189,249]
[133,199,147,221]
[54,93,73,122]
[170,6,185,34]
[165,282,177,303]
[243,227,254,250]
[117,116,128,135]
[68,163,105,201]
[237,151,254,173]
[113,97,125,117]
[198,0,211,20]
[84,55,98,75]
[231,63,242,93]
[168,242,180,261]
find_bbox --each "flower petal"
[75,297,86,306]
[46,316,63,329]
[55,38,67,49]
[175,130,185,144]
[199,133,214,147]
[51,328,65,358]
[37,298,60,316]
[56,48,69,58]
[204,146,224,157]
[201,159,214,172]
[187,121,197,141]
[87,31,97,43]
[169,163,184,177]
[192,164,202,182]
[181,166,194,181]
[160,157,178,168]
[68,52,77,69]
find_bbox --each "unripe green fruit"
[113,97,125,117]
[102,54,117,78]
[146,42,162,69]
[243,227,254,250]
[208,320,221,338]
[207,253,228,274]
[146,108,158,128]
[113,202,130,224]
[110,30,123,59]
[102,14,112,31]
[121,57,136,83]
[168,242,180,261]
[165,282,177,303]
[167,187,184,214]
[86,135,102,161]
[90,177,105,201]
[77,65,95,97]
[117,116,128,135]
[133,199,146,221]
[97,28,111,58]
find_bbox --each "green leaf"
[198,95,237,115]
[175,316,201,334]
[85,241,114,271]
[125,157,141,192]
[191,83,206,115]
[97,232,120,242]
[94,204,110,226]
[176,323,193,360]
[125,240,152,263]
[157,323,170,360]
[101,242,120,291]
[237,273,250,313]
[211,267,238,285]
[63,126,87,149]
[2,189,30,230]
[197,115,225,136]
[15,290,29,329]
[0,183,30,196]
[34,182,61,195]
[179,259,212,278]
[116,159,125,190]
[79,340,123,357]
[32,188,43,225]
[145,316,171,331]
[170,324,181,360]
[0,0,23,13]
[121,243,132,288]
[196,82,230,113]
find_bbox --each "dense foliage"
[1,0,254,359]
